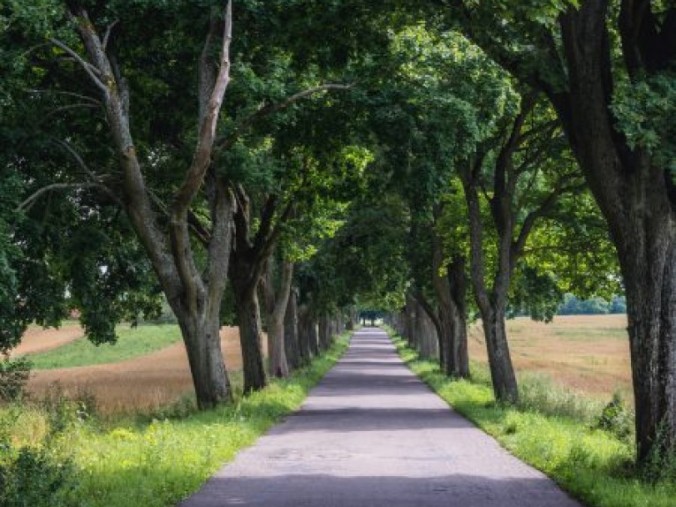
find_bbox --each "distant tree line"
[557,294,626,316]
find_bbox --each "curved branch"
[221,83,353,150]
[172,0,232,214]
[50,37,107,93]
[17,182,108,211]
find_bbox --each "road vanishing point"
[181,328,581,507]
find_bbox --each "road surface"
[180,328,581,507]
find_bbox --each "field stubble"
[469,314,631,400]
[25,327,265,415]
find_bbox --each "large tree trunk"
[463,168,518,403]
[404,293,419,350]
[308,317,319,357]
[318,314,331,351]
[556,4,676,462]
[297,304,313,364]
[284,287,301,371]
[415,301,439,360]
[448,257,470,377]
[264,261,293,378]
[480,303,518,404]
[69,4,235,409]
[175,307,231,409]
[233,286,266,393]
[432,242,469,378]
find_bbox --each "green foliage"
[25,324,182,370]
[0,445,76,507]
[0,356,31,402]
[595,393,633,442]
[509,265,563,322]
[558,294,626,316]
[0,332,351,507]
[612,72,676,179]
[0,387,88,507]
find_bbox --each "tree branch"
[52,138,122,206]
[172,0,232,215]
[102,19,119,51]
[17,183,109,211]
[50,37,107,93]
[220,83,353,150]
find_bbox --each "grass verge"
[1,332,351,507]
[24,324,182,370]
[386,328,675,507]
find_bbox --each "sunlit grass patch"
[24,324,182,370]
[1,332,350,507]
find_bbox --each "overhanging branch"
[220,83,353,150]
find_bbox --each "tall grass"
[387,329,675,507]
[1,333,351,507]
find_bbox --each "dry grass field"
[19,314,628,415]
[10,321,83,356]
[26,327,266,415]
[469,314,631,399]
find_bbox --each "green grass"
[1,333,351,507]
[24,324,183,369]
[386,329,675,507]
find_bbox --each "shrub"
[0,444,76,507]
[39,383,97,436]
[594,392,632,441]
[0,356,31,402]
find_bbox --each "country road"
[180,328,581,507]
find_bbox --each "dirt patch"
[27,327,266,415]
[10,324,84,357]
[468,314,631,399]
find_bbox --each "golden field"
[17,314,630,414]
[24,326,265,415]
[469,314,631,399]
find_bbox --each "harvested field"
[10,322,83,356]
[27,327,266,415]
[468,314,631,399]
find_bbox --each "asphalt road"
[180,328,582,507]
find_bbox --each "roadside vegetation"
[388,328,676,507]
[23,324,182,370]
[0,333,350,507]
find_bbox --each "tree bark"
[432,238,470,378]
[65,4,235,409]
[175,307,231,409]
[308,317,319,357]
[318,314,331,351]
[462,163,519,403]
[404,293,419,350]
[553,3,676,461]
[447,257,470,377]
[233,286,266,393]
[297,303,313,364]
[264,261,293,378]
[414,300,439,360]
[433,250,470,378]
[284,287,301,370]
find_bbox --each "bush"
[39,383,96,435]
[518,373,603,423]
[0,444,76,507]
[0,356,31,402]
[594,392,632,441]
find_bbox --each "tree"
[449,0,675,460]
[459,93,585,403]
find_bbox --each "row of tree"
[1,0,673,468]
